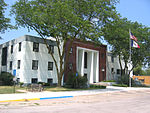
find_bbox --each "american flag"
[130,32,137,42]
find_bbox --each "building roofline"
[0,35,56,48]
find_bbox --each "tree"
[0,0,12,33]
[11,0,119,87]
[103,17,150,76]
[133,65,146,75]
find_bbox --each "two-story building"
[0,35,107,85]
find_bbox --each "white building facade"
[0,35,59,84]
[106,52,133,81]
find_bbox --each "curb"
[0,96,74,103]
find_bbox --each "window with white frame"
[48,62,53,70]
[32,60,38,70]
[48,45,54,54]
[33,42,39,52]
[17,60,21,69]
[10,61,12,70]
[19,42,21,51]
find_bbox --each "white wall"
[19,41,59,83]
[1,39,60,84]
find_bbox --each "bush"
[65,72,88,88]
[19,82,24,87]
[117,74,145,87]
[90,85,106,89]
[112,84,128,87]
[117,74,129,85]
[0,72,14,86]
[102,80,116,82]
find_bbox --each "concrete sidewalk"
[0,86,150,102]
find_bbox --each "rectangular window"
[2,47,7,66]
[111,56,114,63]
[47,78,53,84]
[11,45,13,53]
[117,69,121,74]
[31,78,38,83]
[33,42,39,52]
[19,42,21,51]
[10,61,12,70]
[111,68,114,73]
[84,52,87,69]
[69,63,73,70]
[101,53,104,59]
[48,62,53,70]
[48,45,54,54]
[32,60,38,70]
[18,60,21,69]
[70,47,73,53]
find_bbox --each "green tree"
[0,0,12,33]
[133,65,146,75]
[103,18,150,76]
[11,0,119,87]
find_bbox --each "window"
[111,56,114,63]
[11,45,13,53]
[47,78,53,84]
[70,47,73,53]
[111,68,114,73]
[84,73,87,78]
[10,61,12,70]
[19,42,21,51]
[101,53,104,59]
[33,42,39,52]
[48,45,54,54]
[84,52,87,69]
[117,69,121,74]
[32,60,38,70]
[17,60,21,69]
[31,78,38,83]
[17,78,20,83]
[69,63,73,70]
[48,62,53,70]
[2,47,7,66]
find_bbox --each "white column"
[90,52,94,83]
[96,52,99,82]
[80,49,85,76]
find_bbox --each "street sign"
[13,69,16,76]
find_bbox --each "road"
[1,89,150,113]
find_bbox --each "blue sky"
[0,0,150,44]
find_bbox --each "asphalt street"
[0,87,150,113]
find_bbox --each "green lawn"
[0,86,26,94]
[0,85,106,94]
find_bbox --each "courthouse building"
[0,35,107,85]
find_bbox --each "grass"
[0,85,106,94]
[0,86,26,94]
[44,86,106,92]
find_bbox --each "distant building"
[106,52,133,81]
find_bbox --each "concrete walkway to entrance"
[0,86,149,102]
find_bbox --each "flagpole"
[129,29,132,87]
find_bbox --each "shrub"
[90,85,106,89]
[112,84,128,87]
[0,72,14,86]
[65,72,88,88]
[19,82,24,87]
